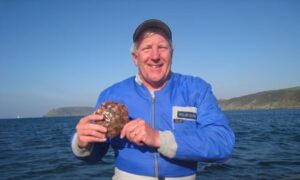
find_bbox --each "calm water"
[1,109,300,180]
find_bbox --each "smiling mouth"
[148,64,163,69]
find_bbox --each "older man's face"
[132,32,172,90]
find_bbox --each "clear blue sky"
[1,0,300,118]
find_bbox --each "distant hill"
[219,86,300,110]
[44,106,94,117]
[44,86,300,116]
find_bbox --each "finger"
[120,124,128,139]
[78,127,107,142]
[77,123,107,138]
[77,123,107,136]
[80,114,103,124]
[120,121,136,138]
[131,131,145,146]
[126,124,141,140]
[120,119,143,139]
[83,128,107,139]
[87,123,107,133]
[127,120,148,138]
[77,130,106,141]
[77,133,107,148]
[129,129,138,139]
[122,127,133,140]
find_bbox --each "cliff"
[44,106,94,117]
[44,86,300,116]
[219,86,300,110]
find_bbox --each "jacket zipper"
[150,91,159,177]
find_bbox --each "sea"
[0,109,300,180]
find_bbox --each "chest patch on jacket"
[172,106,197,123]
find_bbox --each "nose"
[150,47,160,61]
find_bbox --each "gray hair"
[130,30,174,54]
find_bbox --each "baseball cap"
[133,19,172,42]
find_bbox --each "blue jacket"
[74,72,235,177]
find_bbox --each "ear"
[131,52,138,66]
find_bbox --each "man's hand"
[120,118,160,148]
[76,114,107,148]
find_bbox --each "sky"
[1,0,300,119]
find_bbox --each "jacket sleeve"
[71,133,109,163]
[71,89,111,163]
[171,83,235,162]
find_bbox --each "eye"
[141,45,152,52]
[158,45,170,51]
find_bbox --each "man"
[71,19,235,179]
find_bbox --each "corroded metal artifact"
[95,101,129,138]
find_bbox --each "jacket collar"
[135,74,143,85]
[134,73,174,101]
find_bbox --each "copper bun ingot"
[95,101,129,138]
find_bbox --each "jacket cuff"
[71,133,94,157]
[157,131,177,158]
